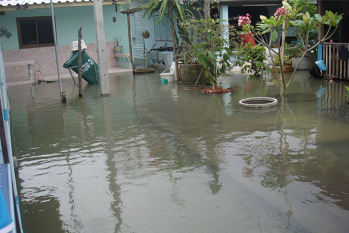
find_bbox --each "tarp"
[0,187,14,233]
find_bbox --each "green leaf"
[260,15,267,21]
[271,30,278,41]
[208,51,216,61]
[261,28,272,35]
[314,14,322,21]
[275,16,285,27]
[282,1,292,11]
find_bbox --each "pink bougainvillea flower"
[274,6,290,19]
[238,14,252,26]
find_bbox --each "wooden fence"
[322,42,349,80]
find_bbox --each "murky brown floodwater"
[8,71,349,233]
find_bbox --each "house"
[0,0,283,83]
[0,0,134,83]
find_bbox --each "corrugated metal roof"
[0,0,93,7]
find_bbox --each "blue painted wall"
[0,5,128,51]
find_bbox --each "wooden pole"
[78,27,83,97]
[127,4,136,74]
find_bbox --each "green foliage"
[178,18,236,86]
[289,0,316,15]
[178,18,240,64]
[236,44,270,78]
[346,86,349,97]
[142,0,190,24]
[241,0,342,90]
[274,55,292,65]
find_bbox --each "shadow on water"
[8,71,349,233]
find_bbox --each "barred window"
[17,16,54,49]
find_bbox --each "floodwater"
[8,71,349,233]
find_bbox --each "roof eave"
[0,0,117,12]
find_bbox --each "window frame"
[16,16,55,49]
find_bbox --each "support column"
[93,0,110,96]
[220,5,229,46]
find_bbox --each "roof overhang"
[0,0,126,12]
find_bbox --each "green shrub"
[236,44,270,78]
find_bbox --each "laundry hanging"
[338,44,349,60]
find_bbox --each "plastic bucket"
[160,68,174,83]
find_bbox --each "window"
[17,17,54,49]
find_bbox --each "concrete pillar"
[93,0,110,96]
[220,5,229,47]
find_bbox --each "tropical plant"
[239,0,342,91]
[236,44,270,78]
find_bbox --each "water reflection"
[8,72,349,233]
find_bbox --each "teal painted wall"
[0,5,128,51]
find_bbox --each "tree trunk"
[204,0,210,19]
[168,2,180,81]
[127,4,136,74]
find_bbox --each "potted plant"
[177,18,205,83]
[178,17,239,86]
[142,30,150,39]
[113,36,122,53]
[289,41,314,70]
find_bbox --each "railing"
[322,42,349,80]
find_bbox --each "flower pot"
[114,45,123,54]
[179,63,206,83]
[292,56,313,70]
[272,64,293,73]
[142,30,150,38]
